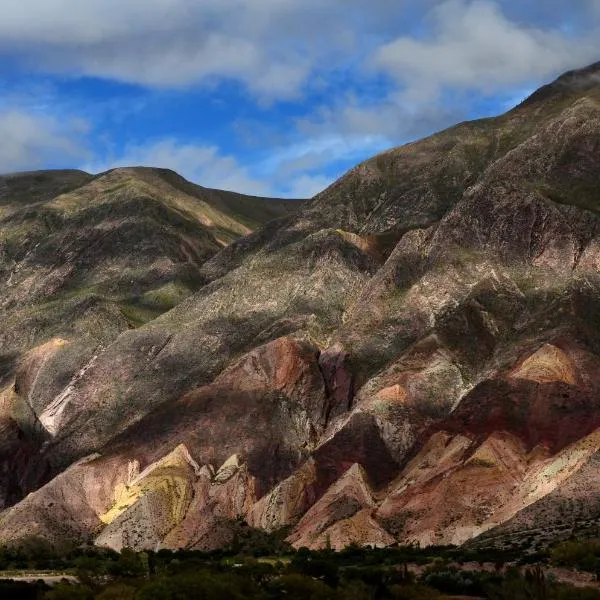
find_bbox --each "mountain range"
[1,61,600,553]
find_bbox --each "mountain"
[0,167,300,508]
[0,166,299,367]
[1,62,600,553]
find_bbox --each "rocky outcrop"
[287,463,380,550]
[370,339,600,547]
[162,455,257,551]
[0,442,260,552]
[247,459,318,532]
[94,448,258,552]
[510,344,578,385]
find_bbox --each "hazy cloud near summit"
[0,108,88,173]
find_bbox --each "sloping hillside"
[0,168,300,506]
[2,62,600,552]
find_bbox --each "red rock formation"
[286,463,390,550]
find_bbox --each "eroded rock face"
[0,442,260,552]
[318,343,355,423]
[510,343,578,385]
[162,456,258,551]
[88,335,333,499]
[0,453,131,546]
[369,339,600,547]
[286,463,378,549]
[247,459,318,532]
[3,63,600,551]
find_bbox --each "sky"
[0,0,599,198]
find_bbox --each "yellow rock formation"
[100,444,199,526]
[511,344,577,385]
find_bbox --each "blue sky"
[0,0,599,198]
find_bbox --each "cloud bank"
[0,0,598,195]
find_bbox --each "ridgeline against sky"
[0,0,599,197]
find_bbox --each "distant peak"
[0,168,90,180]
[516,61,600,109]
[106,166,179,177]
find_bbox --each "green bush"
[551,540,600,573]
[44,582,93,600]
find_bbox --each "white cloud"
[0,0,396,100]
[373,0,599,102]
[0,109,89,173]
[1,0,599,197]
[296,0,600,157]
[0,2,597,104]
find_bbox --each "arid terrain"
[1,62,600,554]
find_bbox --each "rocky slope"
[2,62,600,552]
[0,169,300,507]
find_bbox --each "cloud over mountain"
[0,1,598,195]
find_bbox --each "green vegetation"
[1,540,600,599]
[551,539,600,575]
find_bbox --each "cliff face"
[2,62,600,551]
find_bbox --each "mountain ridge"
[1,61,600,553]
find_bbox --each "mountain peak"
[517,60,600,109]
